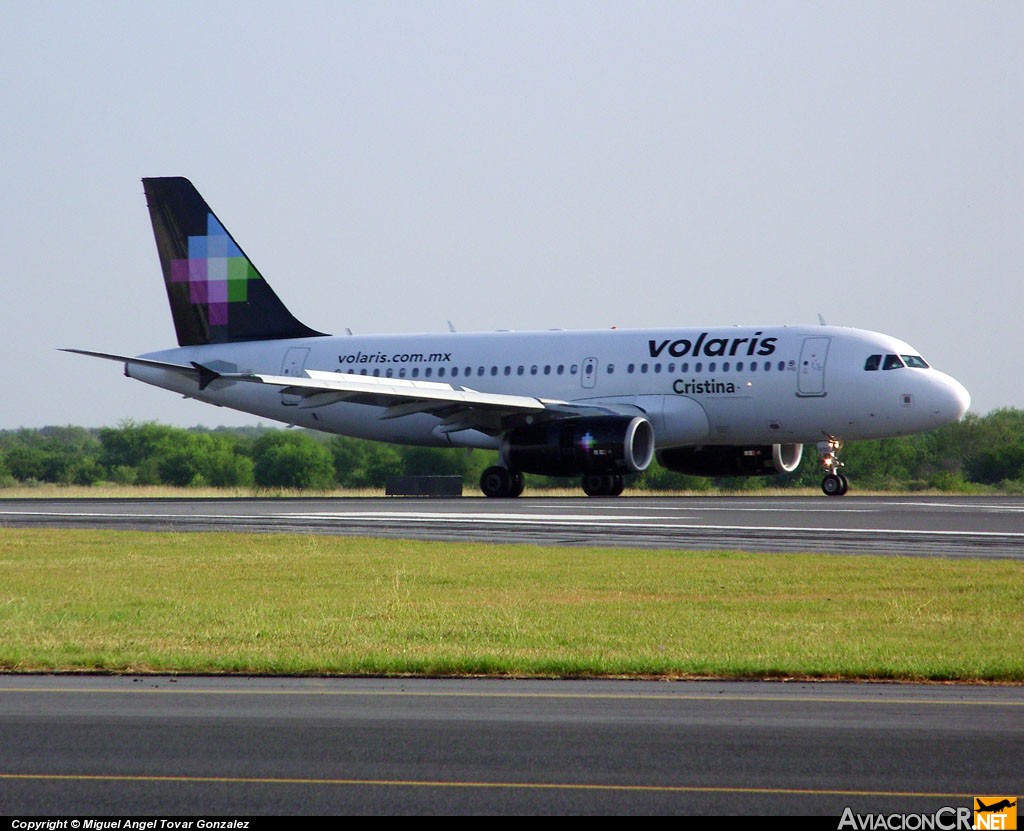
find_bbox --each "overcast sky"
[2,1,1021,429]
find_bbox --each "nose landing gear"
[818,438,849,496]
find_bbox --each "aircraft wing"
[62,351,638,435]
[215,368,629,434]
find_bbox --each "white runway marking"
[2,507,1024,540]
[282,511,1024,539]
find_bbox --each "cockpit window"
[883,354,905,370]
[864,354,881,371]
[901,355,930,369]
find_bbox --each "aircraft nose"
[935,372,971,422]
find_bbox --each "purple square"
[208,303,228,325]
[207,280,228,303]
[170,259,189,282]
[190,280,209,304]
[188,259,208,282]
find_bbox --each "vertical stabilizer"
[143,177,326,346]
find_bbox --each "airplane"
[65,177,971,498]
[976,799,1016,813]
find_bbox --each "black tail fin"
[143,177,326,346]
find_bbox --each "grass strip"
[0,528,1020,681]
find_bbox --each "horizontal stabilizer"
[61,349,200,381]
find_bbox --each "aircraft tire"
[509,471,526,498]
[481,466,514,498]
[822,473,846,497]
[582,473,623,497]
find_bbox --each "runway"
[1,495,1023,557]
[1,676,1020,815]
[2,499,1021,815]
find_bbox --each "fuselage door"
[797,337,830,397]
[581,357,598,389]
[280,347,310,406]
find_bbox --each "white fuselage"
[130,324,970,451]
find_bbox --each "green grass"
[0,528,1020,681]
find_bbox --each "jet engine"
[657,443,803,477]
[503,416,655,477]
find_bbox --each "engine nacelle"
[503,416,655,477]
[657,443,803,477]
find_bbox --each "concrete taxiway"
[1,495,1023,557]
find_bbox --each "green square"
[228,278,248,302]
[227,257,251,281]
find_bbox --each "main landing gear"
[479,467,626,498]
[818,438,849,496]
[480,466,525,498]
[581,472,625,497]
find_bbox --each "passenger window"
[708,362,717,372]
[424,368,432,378]
[544,365,551,375]
[883,354,904,370]
[517,366,524,376]
[504,366,511,376]
[530,365,538,375]
[607,364,615,374]
[695,362,703,373]
[640,363,648,373]
[864,355,881,371]
[570,365,578,375]
[451,367,458,377]
[654,363,661,373]
[557,365,565,375]
[723,362,730,372]
[681,362,688,373]
[438,367,445,378]
[627,363,635,373]
[736,361,743,371]
[490,366,498,376]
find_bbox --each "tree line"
[1,409,1022,492]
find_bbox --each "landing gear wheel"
[822,473,845,497]
[509,471,525,498]
[481,466,516,498]
[581,473,624,497]
[817,437,849,497]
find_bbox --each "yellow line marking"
[0,773,981,798]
